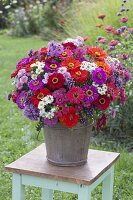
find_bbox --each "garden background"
[0,0,133,199]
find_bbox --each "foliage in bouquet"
[95,0,133,135]
[9,36,131,132]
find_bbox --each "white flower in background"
[58,67,67,74]
[63,36,84,47]
[5,5,11,9]
[31,74,37,80]
[0,11,3,14]
[12,0,17,4]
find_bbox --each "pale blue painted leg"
[42,188,53,200]
[78,184,91,200]
[102,165,114,200]
[12,173,25,200]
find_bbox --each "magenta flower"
[108,40,119,47]
[105,25,114,32]
[45,62,60,72]
[16,91,27,109]
[82,85,98,103]
[28,77,44,91]
[92,68,107,85]
[53,88,67,105]
[56,105,68,117]
[120,17,128,23]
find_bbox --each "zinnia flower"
[28,77,44,91]
[71,68,88,83]
[92,68,107,85]
[87,46,107,61]
[61,57,80,71]
[67,87,84,104]
[107,83,118,101]
[96,61,111,75]
[16,91,27,109]
[94,95,111,110]
[82,85,98,104]
[120,17,128,23]
[59,106,80,128]
[47,73,65,90]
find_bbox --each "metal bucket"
[44,123,93,166]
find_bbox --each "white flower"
[58,67,67,74]
[30,63,37,68]
[40,109,47,117]
[97,84,107,95]
[45,95,54,104]
[42,73,49,84]
[80,61,97,72]
[36,68,44,75]
[45,112,55,119]
[0,11,3,14]
[31,74,37,80]
[5,5,11,9]
[36,61,45,68]
[38,101,45,109]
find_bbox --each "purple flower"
[28,77,44,91]
[82,85,98,103]
[92,68,107,85]
[16,91,27,109]
[43,116,58,126]
[45,62,60,72]
[123,69,131,82]
[24,103,39,120]
[48,41,64,57]
[74,47,86,61]
[17,57,30,69]
[53,88,67,105]
[115,78,123,88]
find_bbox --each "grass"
[0,34,133,199]
[64,0,133,44]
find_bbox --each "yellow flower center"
[99,98,105,104]
[62,52,67,57]
[33,81,39,86]
[68,62,74,68]
[50,64,58,69]
[52,77,59,84]
[75,71,82,76]
[37,93,44,100]
[86,90,93,97]
[95,52,100,56]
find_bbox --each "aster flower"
[82,85,98,103]
[16,91,27,109]
[24,103,39,121]
[28,77,44,91]
[67,87,84,104]
[43,116,58,126]
[92,68,107,85]
[53,88,67,105]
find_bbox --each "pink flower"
[120,17,128,23]
[16,82,23,90]
[67,87,84,104]
[20,75,28,84]
[99,38,108,44]
[17,69,26,78]
[108,40,119,47]
[105,25,114,32]
[56,105,68,117]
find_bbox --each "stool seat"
[5,143,120,200]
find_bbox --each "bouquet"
[9,36,131,130]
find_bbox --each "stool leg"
[78,185,91,200]
[42,188,53,200]
[102,166,114,200]
[12,173,25,200]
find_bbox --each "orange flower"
[96,61,111,75]
[61,57,80,71]
[87,46,107,61]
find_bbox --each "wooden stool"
[5,144,120,200]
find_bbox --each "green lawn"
[0,35,133,199]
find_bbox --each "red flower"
[98,14,106,20]
[30,88,51,107]
[67,87,84,104]
[94,95,111,110]
[62,42,77,50]
[59,106,80,128]
[87,46,107,61]
[107,83,118,101]
[11,67,21,78]
[47,73,65,90]
[61,57,80,71]
[96,114,106,132]
[71,68,88,83]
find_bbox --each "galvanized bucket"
[44,123,93,166]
